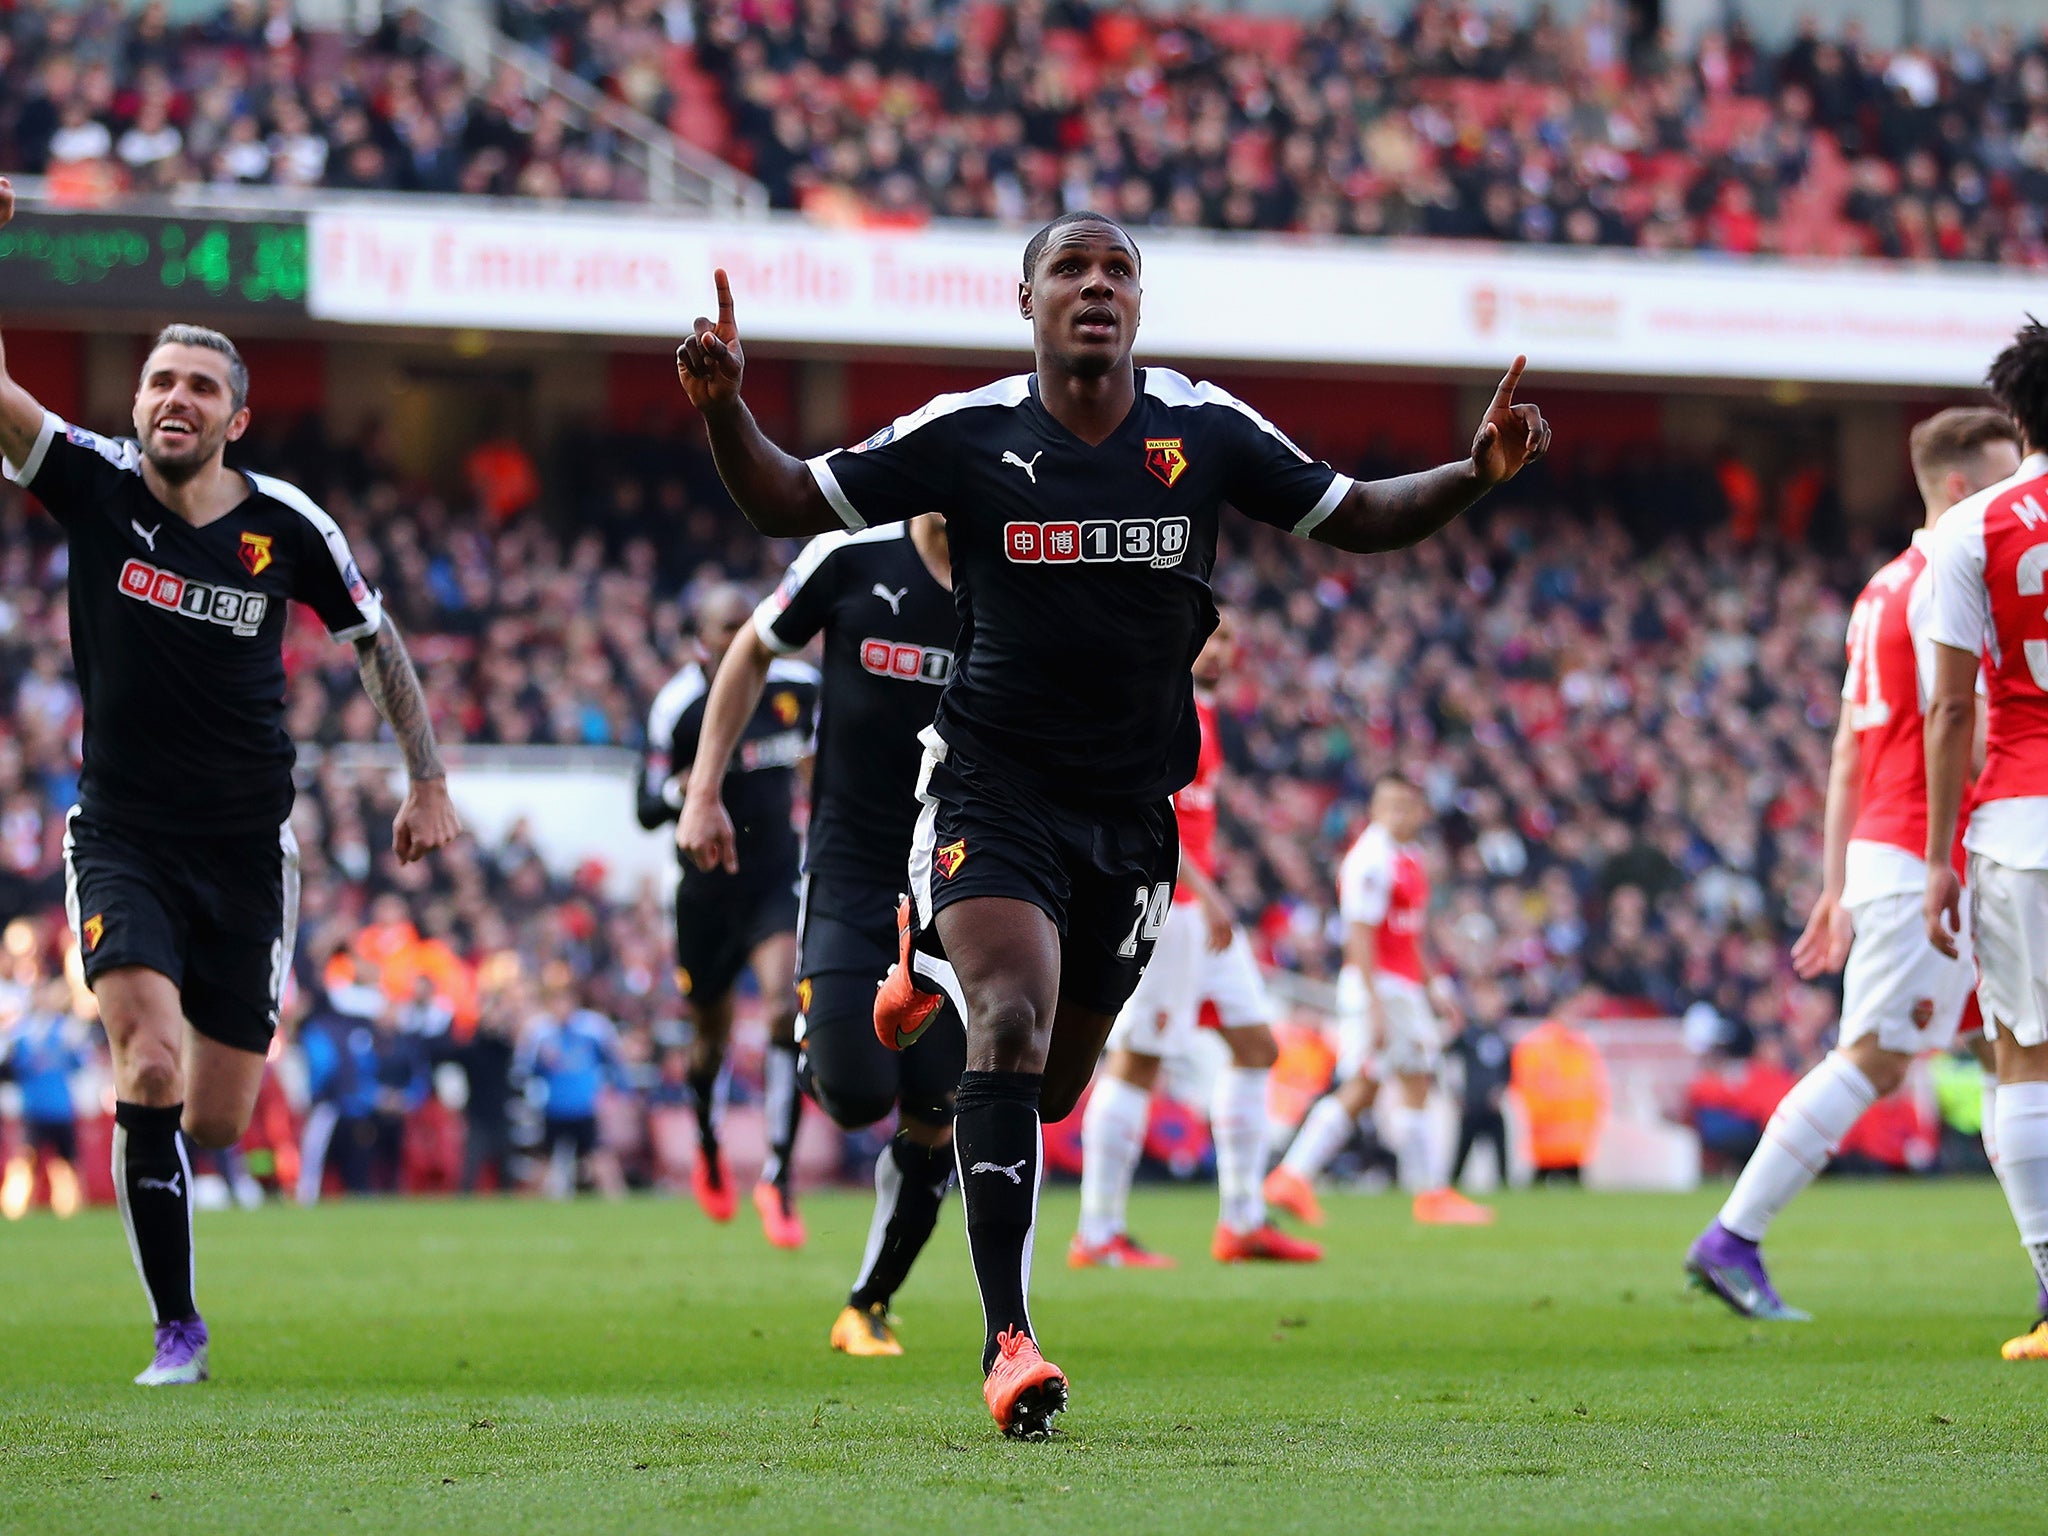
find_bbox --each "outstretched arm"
[1311,358,1551,554]
[677,623,777,874]
[0,181,53,470]
[678,269,839,538]
[1923,642,1977,958]
[1791,709,1860,978]
[352,615,460,863]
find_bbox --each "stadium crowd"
[0,399,1895,1198]
[1,1,2045,264]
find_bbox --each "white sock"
[1718,1052,1877,1242]
[1995,1081,2048,1294]
[1282,1096,1356,1180]
[1385,1100,1444,1193]
[1983,1070,2002,1187]
[1078,1075,1149,1247]
[1212,1066,1271,1234]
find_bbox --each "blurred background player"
[1687,406,2019,1321]
[517,968,628,1199]
[639,585,816,1238]
[1924,322,2048,1359]
[1,974,88,1220]
[1268,775,1494,1226]
[1073,611,1321,1267]
[449,957,522,1195]
[1445,986,1513,1192]
[680,511,968,1352]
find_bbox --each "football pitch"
[2,1181,2040,1535]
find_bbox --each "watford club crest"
[797,977,813,1016]
[934,839,967,880]
[772,690,801,726]
[82,913,105,951]
[1144,437,1188,488]
[238,531,274,576]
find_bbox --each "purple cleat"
[134,1316,209,1386]
[1685,1220,1810,1322]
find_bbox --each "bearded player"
[1072,609,1322,1268]
[677,212,1548,1436]
[1686,406,2019,1321]
[1924,321,2048,1359]
[0,177,458,1386]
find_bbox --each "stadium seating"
[1,1,2043,263]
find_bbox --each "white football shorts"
[1106,903,1274,1056]
[1836,888,1974,1054]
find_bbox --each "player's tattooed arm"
[677,269,841,538]
[354,615,461,863]
[0,180,54,471]
[1314,357,1551,554]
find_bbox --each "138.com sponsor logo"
[1003,517,1191,569]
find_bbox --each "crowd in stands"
[0,395,1962,1197]
[2,1,2045,266]
[0,0,648,201]
[692,0,2048,263]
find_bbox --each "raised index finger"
[1491,355,1526,409]
[714,268,735,333]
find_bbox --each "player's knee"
[123,1052,182,1108]
[965,987,1050,1069]
[814,1079,895,1131]
[181,1108,247,1150]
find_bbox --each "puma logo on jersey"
[135,1172,183,1197]
[970,1159,1027,1184]
[132,519,160,551]
[1001,450,1043,484]
[872,583,908,614]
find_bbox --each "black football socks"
[759,1040,802,1196]
[953,1070,1043,1373]
[848,1128,954,1312]
[687,1060,724,1184]
[113,1101,197,1323]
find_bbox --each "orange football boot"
[983,1327,1067,1439]
[753,1181,806,1249]
[1413,1187,1495,1225]
[1067,1232,1177,1269]
[1212,1223,1324,1263]
[874,896,946,1050]
[2001,1320,2048,1360]
[691,1148,736,1223]
[1261,1165,1325,1227]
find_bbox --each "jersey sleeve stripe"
[806,455,867,530]
[247,470,385,641]
[1142,369,1314,461]
[751,605,801,655]
[1292,473,1355,538]
[2,410,60,487]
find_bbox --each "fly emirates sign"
[309,204,2040,388]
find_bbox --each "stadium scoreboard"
[0,210,308,313]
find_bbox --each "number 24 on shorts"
[1118,882,1175,958]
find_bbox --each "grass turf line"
[1,1182,2042,1535]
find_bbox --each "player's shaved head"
[1021,212,1140,282]
[691,582,755,658]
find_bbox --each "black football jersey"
[805,368,1350,805]
[753,523,957,885]
[3,410,383,834]
[638,655,817,895]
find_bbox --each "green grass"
[1,1181,2041,1534]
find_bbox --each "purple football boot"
[135,1316,210,1386]
[1685,1221,1810,1322]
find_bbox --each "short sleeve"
[254,473,384,642]
[805,401,962,531]
[753,533,844,654]
[1923,513,1990,659]
[4,411,141,528]
[1339,837,1394,925]
[1211,396,1354,539]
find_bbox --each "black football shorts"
[906,727,1179,1016]
[63,807,298,1054]
[673,870,800,1006]
[795,874,965,1129]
